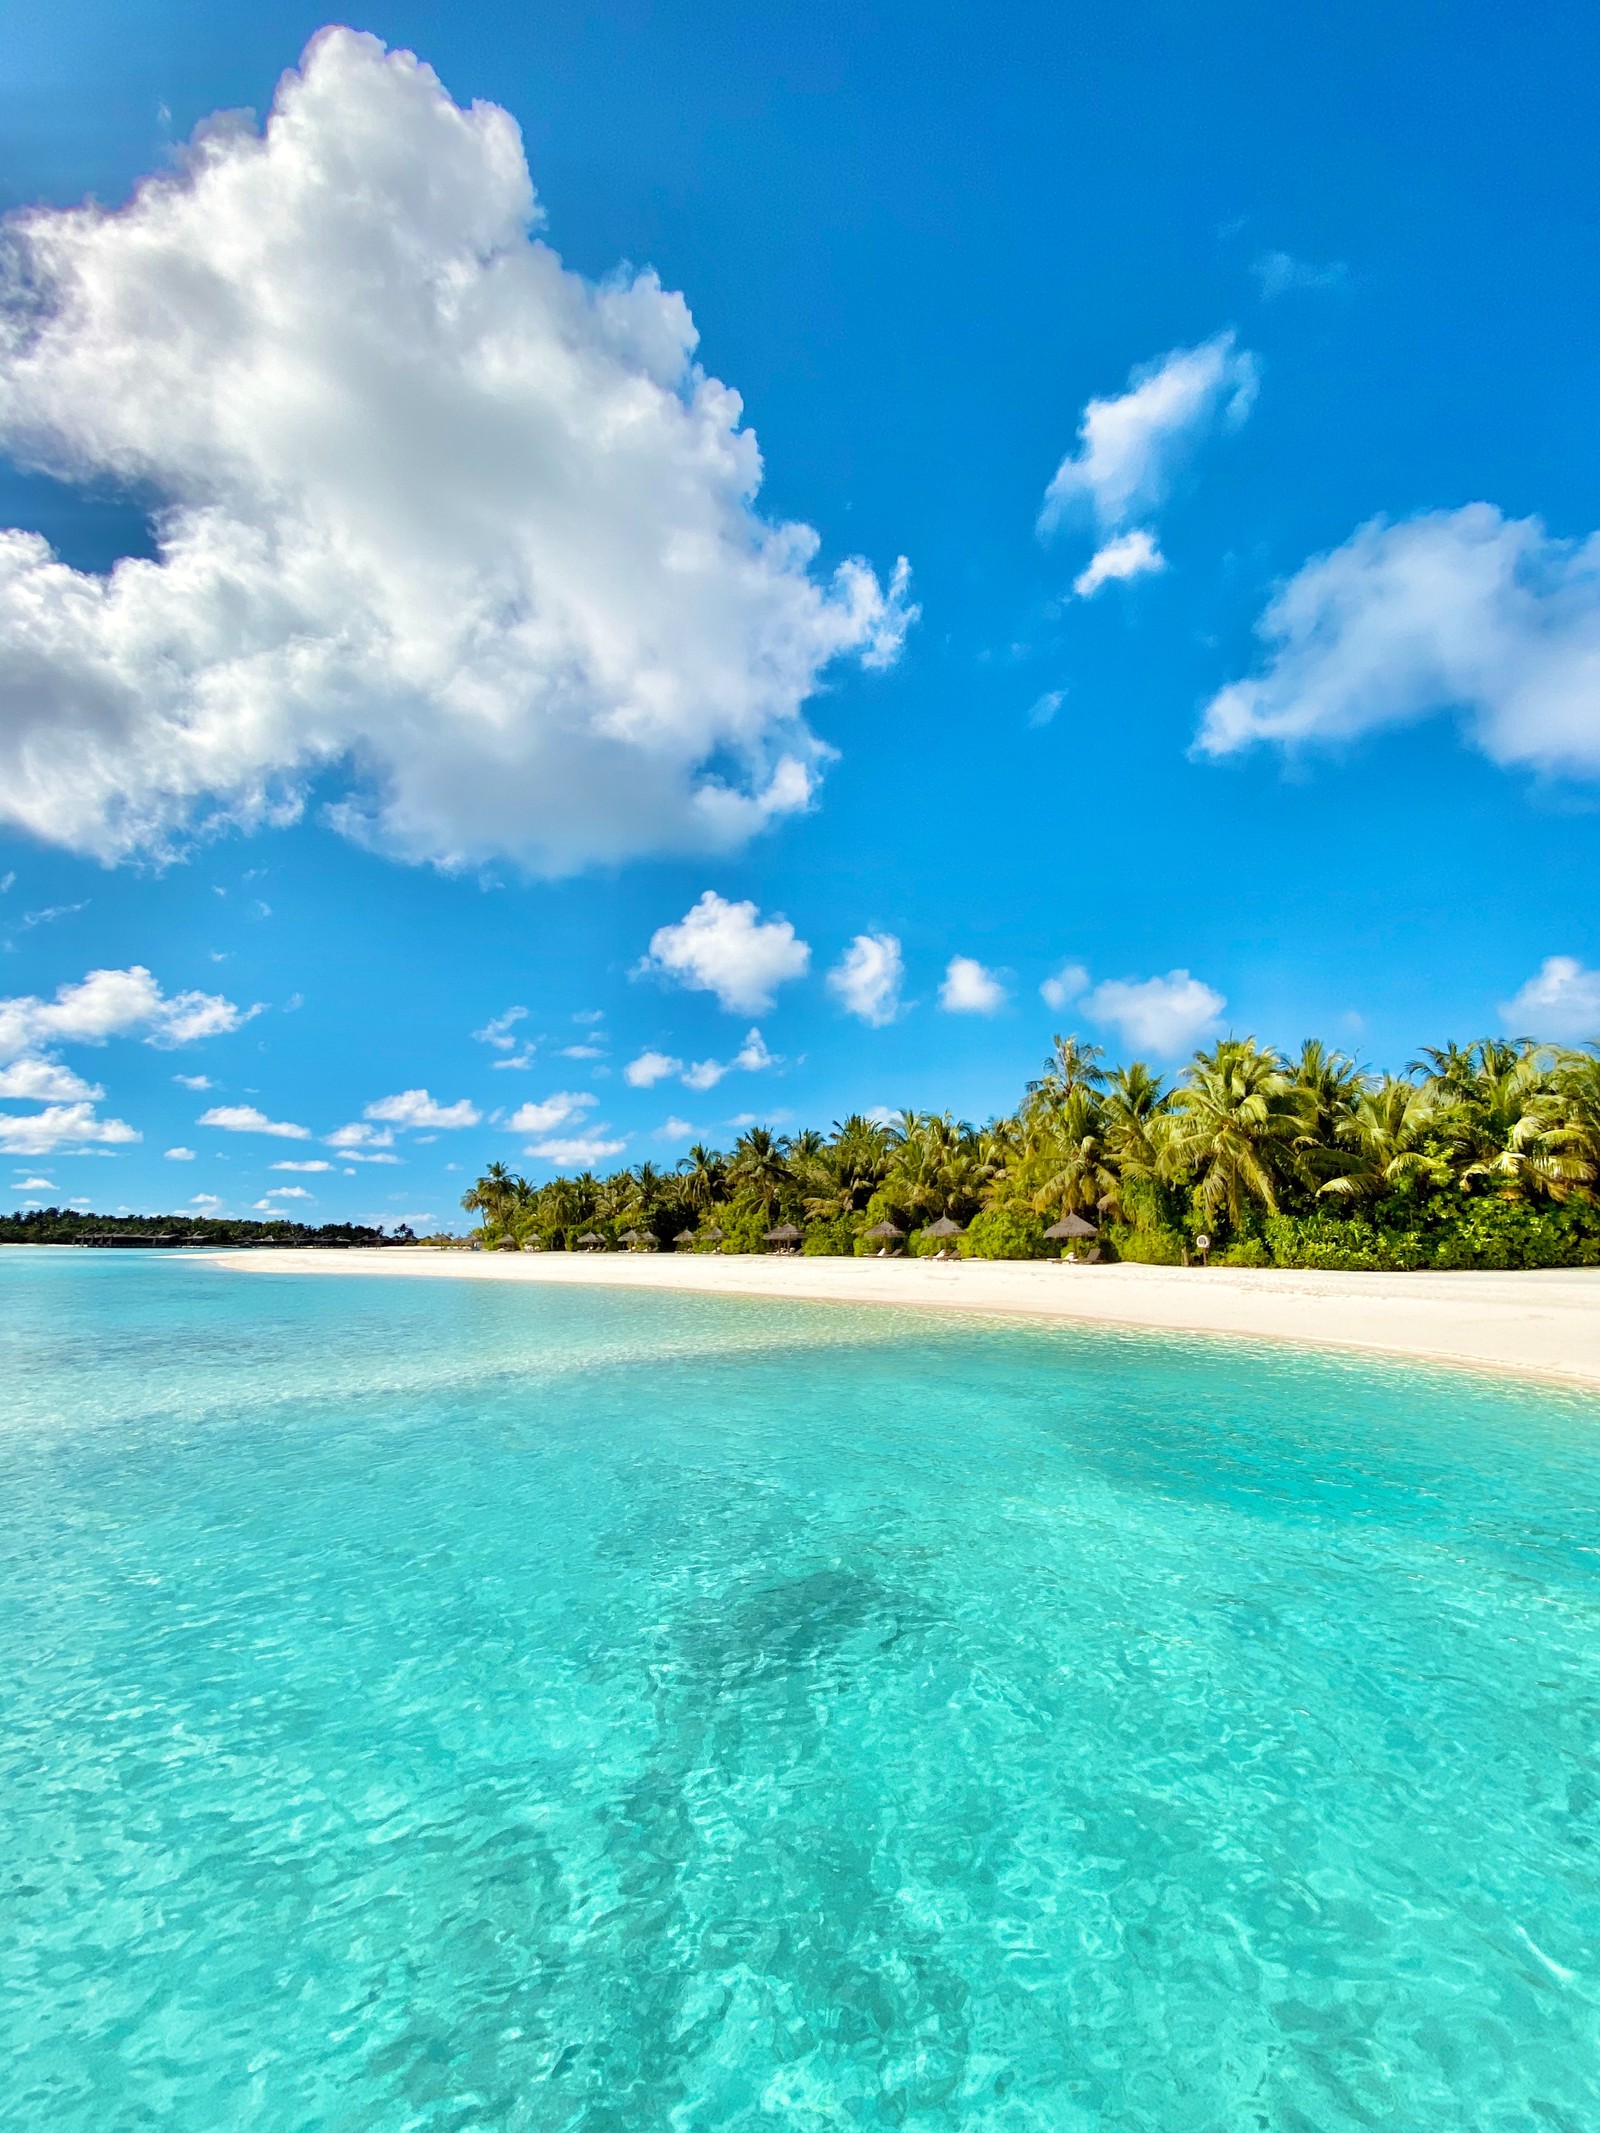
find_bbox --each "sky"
[3,0,1600,1230]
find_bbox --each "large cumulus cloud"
[0,28,913,870]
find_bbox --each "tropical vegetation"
[459,1033,1600,1269]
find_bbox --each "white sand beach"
[218,1248,1600,1392]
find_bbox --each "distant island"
[460,1034,1600,1271]
[0,1210,415,1249]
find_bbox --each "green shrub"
[1216,1236,1271,1268]
[1106,1223,1184,1265]
[802,1216,857,1256]
[960,1206,1046,1260]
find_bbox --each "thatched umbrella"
[632,1229,660,1251]
[577,1231,605,1250]
[618,1228,639,1247]
[674,1228,697,1248]
[702,1224,726,1253]
[1044,1212,1098,1242]
[765,1222,803,1252]
[863,1219,905,1242]
[924,1215,964,1239]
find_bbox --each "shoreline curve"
[211,1248,1600,1394]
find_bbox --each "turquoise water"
[2,1252,1599,2130]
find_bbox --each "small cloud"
[364,1089,480,1130]
[0,1058,103,1102]
[682,1027,775,1091]
[18,900,88,931]
[474,1006,527,1050]
[624,1049,684,1088]
[653,1116,694,1141]
[559,1042,607,1059]
[190,1193,223,1208]
[12,1175,54,1190]
[1252,249,1347,299]
[0,1102,141,1155]
[572,1010,606,1026]
[1073,529,1166,600]
[173,1073,212,1090]
[1039,962,1089,1012]
[198,1103,310,1139]
[1027,690,1065,729]
[282,991,302,1012]
[326,1122,393,1149]
[260,1184,313,1200]
[1038,331,1258,541]
[490,1047,539,1070]
[164,1146,196,1161]
[637,890,810,1014]
[1084,969,1225,1054]
[1500,955,1600,1042]
[524,1133,628,1166]
[507,1091,596,1134]
[271,1158,332,1172]
[827,933,904,1027]
[0,873,13,893]
[940,956,1007,1015]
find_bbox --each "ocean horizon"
[4,1246,1599,2129]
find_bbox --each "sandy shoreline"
[213,1247,1600,1392]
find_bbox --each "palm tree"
[1162,1039,1300,1228]
[728,1127,791,1217]
[460,1160,518,1239]
[678,1144,728,1213]
[1029,1084,1120,1222]
[1319,1078,1447,1203]
[1026,1033,1106,1112]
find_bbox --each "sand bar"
[216,1247,1600,1392]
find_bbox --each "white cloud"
[1197,505,1600,779]
[272,1158,332,1172]
[261,1184,313,1201]
[1084,970,1225,1055]
[940,956,1007,1015]
[0,966,248,1060]
[572,1010,605,1027]
[190,1193,223,1209]
[473,1007,527,1050]
[12,1174,54,1189]
[507,1091,596,1134]
[0,30,912,874]
[326,1122,393,1149]
[364,1089,480,1130]
[1500,956,1600,1041]
[639,890,810,1013]
[1252,251,1347,299]
[0,1058,103,1101]
[198,1103,310,1139]
[1039,962,1089,1012]
[682,1027,774,1090]
[1038,332,1258,540]
[173,1073,213,1090]
[827,932,903,1026]
[559,1042,607,1060]
[624,1049,683,1088]
[653,1116,694,1141]
[164,1146,196,1161]
[1027,690,1064,729]
[525,1133,628,1166]
[1072,529,1167,600]
[0,1102,140,1154]
[490,1047,538,1070]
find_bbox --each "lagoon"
[3,1247,1599,2129]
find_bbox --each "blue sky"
[3,0,1600,1228]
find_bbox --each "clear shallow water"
[2,1251,1599,2131]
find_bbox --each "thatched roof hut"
[577,1231,605,1250]
[1043,1212,1098,1241]
[765,1222,803,1250]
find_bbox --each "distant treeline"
[460,1034,1600,1271]
[0,1208,411,1248]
